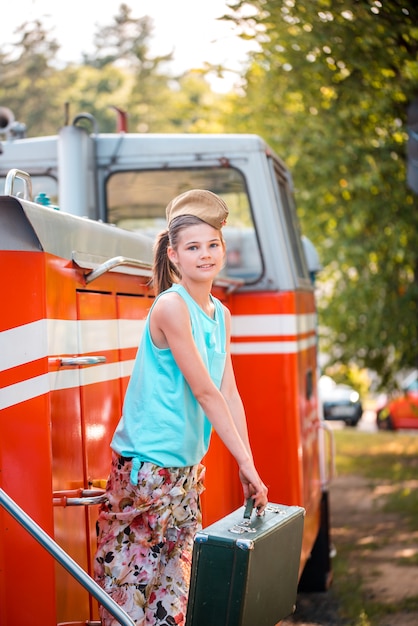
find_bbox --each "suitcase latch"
[265,504,287,514]
[229,520,257,534]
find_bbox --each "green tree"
[56,63,130,133]
[163,70,231,133]
[81,3,230,133]
[0,19,65,135]
[0,5,224,136]
[226,0,418,387]
[82,3,176,132]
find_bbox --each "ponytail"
[153,230,181,294]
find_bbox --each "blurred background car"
[376,370,418,430]
[319,375,363,427]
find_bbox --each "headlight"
[350,391,360,403]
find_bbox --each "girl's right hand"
[238,462,268,515]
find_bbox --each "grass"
[334,429,418,529]
[334,429,418,481]
[330,429,418,625]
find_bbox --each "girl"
[94,189,268,625]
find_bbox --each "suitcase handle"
[243,497,255,519]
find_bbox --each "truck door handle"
[56,356,107,367]
[53,488,107,507]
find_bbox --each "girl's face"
[168,222,225,283]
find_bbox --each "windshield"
[106,167,263,283]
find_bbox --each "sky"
[0,0,258,91]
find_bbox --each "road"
[323,408,378,433]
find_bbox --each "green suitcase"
[186,502,305,626]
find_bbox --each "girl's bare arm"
[150,293,268,510]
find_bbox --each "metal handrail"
[84,256,152,284]
[53,488,108,507]
[0,488,135,626]
[4,168,33,200]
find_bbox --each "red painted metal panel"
[0,391,56,625]
[1,243,321,620]
[0,251,46,331]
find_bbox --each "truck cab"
[0,115,331,625]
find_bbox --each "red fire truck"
[0,106,332,625]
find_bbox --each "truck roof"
[0,132,286,173]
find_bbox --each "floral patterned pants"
[94,453,205,626]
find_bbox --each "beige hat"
[166,189,228,229]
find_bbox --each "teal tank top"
[111,284,227,482]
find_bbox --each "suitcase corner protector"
[194,531,208,544]
[236,538,254,550]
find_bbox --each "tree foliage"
[0,4,225,136]
[2,2,417,387]
[81,3,175,132]
[0,20,66,134]
[225,0,418,387]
